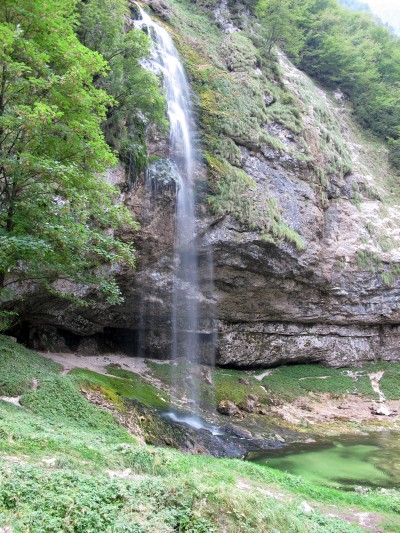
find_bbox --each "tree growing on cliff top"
[0,0,138,329]
[256,0,310,58]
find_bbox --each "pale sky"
[364,0,400,33]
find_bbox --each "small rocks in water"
[237,397,255,413]
[298,501,314,514]
[221,424,253,439]
[238,377,250,386]
[370,404,391,416]
[217,400,239,416]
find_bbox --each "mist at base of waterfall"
[161,410,222,436]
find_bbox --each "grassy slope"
[146,359,400,405]
[0,336,399,531]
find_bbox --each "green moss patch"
[147,361,267,408]
[71,367,169,409]
[20,375,128,439]
[258,364,378,402]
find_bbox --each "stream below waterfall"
[150,402,400,490]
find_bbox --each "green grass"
[146,360,265,409]
[257,364,378,402]
[364,362,400,400]
[20,375,129,437]
[212,368,263,405]
[0,458,372,533]
[0,337,399,531]
[70,366,170,409]
[0,400,397,532]
[145,360,399,409]
[0,388,397,532]
[0,335,61,396]
[0,400,133,467]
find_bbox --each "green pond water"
[252,431,400,489]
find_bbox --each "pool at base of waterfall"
[249,431,400,490]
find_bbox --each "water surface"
[251,431,400,489]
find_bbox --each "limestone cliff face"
[197,3,400,366]
[10,0,400,367]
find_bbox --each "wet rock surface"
[217,400,239,416]
[128,402,290,458]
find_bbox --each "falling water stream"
[136,4,211,417]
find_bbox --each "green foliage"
[77,0,167,174]
[0,339,399,531]
[20,375,126,437]
[0,334,60,396]
[256,0,309,58]
[255,0,400,170]
[0,310,17,332]
[0,458,379,533]
[379,364,400,400]
[0,465,213,532]
[388,138,400,169]
[0,0,139,323]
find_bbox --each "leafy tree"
[77,0,167,176]
[255,0,310,58]
[0,0,138,328]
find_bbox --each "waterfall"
[136,4,212,410]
